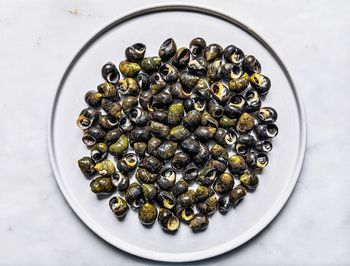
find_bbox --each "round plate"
[48,4,306,262]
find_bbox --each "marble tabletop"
[1,0,349,265]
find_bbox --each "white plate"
[48,4,306,262]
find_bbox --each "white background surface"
[0,0,349,265]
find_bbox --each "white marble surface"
[0,0,349,265]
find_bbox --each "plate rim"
[48,3,307,262]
